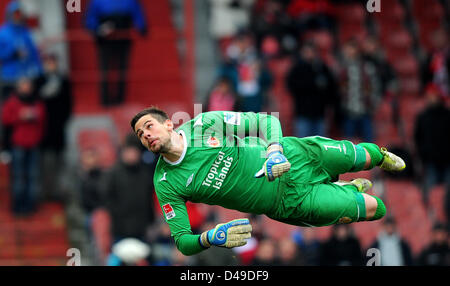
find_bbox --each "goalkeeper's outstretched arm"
[173,219,253,256]
[156,184,252,256]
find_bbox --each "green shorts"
[267,136,367,227]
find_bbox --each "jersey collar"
[163,130,187,166]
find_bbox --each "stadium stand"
[0,0,448,266]
[0,163,70,265]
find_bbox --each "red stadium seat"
[381,29,413,53]
[391,55,419,77]
[428,186,448,224]
[398,76,421,97]
[335,4,366,25]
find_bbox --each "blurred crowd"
[0,0,449,266]
[200,0,450,267]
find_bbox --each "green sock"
[358,143,383,169]
[351,145,367,171]
[369,196,386,221]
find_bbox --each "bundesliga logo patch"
[163,203,176,220]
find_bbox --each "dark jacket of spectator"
[103,140,155,239]
[0,1,42,83]
[319,224,364,266]
[414,85,450,168]
[417,223,450,266]
[418,242,450,266]
[80,167,104,214]
[286,51,339,119]
[38,57,72,152]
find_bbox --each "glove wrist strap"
[267,142,283,156]
[200,231,211,248]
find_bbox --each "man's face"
[44,58,58,73]
[121,146,141,165]
[134,114,172,154]
[17,78,33,97]
[12,10,24,24]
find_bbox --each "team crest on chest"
[207,136,220,147]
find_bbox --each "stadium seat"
[335,4,366,25]
[374,1,405,29]
[381,29,413,54]
[391,55,419,78]
[66,0,190,114]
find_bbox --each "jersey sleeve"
[194,111,283,145]
[154,181,206,256]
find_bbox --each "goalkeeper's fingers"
[228,224,252,234]
[254,161,291,180]
[223,228,252,248]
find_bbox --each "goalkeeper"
[131,107,406,256]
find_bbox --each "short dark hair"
[130,106,169,132]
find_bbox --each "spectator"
[1,77,46,216]
[286,41,339,137]
[370,216,413,266]
[221,32,273,112]
[250,0,297,56]
[84,0,147,107]
[78,148,105,217]
[103,133,156,243]
[59,146,105,264]
[414,83,450,208]
[38,53,73,202]
[361,36,398,99]
[0,0,42,98]
[338,39,382,142]
[361,36,401,130]
[278,237,305,266]
[417,223,450,266]
[319,224,364,266]
[292,227,321,266]
[420,29,449,97]
[0,0,43,157]
[205,77,240,112]
[250,237,280,266]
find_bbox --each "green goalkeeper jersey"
[153,111,283,255]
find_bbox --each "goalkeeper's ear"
[164,119,174,132]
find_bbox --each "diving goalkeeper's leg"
[312,137,406,181]
[351,143,406,172]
